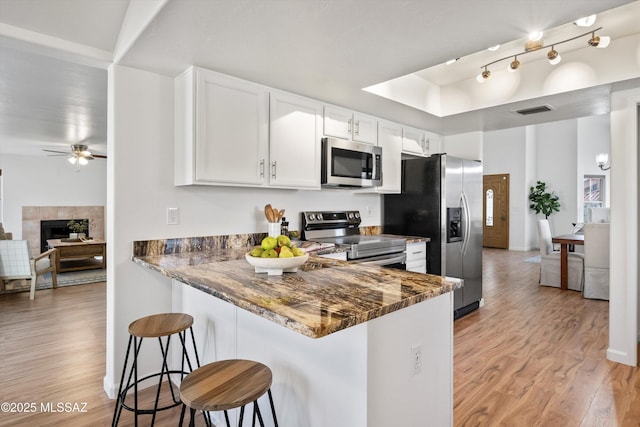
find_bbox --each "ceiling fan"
[43,144,107,165]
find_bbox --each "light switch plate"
[167,208,179,225]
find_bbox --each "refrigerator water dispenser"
[447,207,463,242]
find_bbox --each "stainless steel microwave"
[321,137,382,188]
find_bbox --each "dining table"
[551,233,585,290]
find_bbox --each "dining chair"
[583,223,610,300]
[537,219,584,291]
[0,240,58,299]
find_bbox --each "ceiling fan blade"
[42,149,69,154]
[92,154,107,159]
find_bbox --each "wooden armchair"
[0,240,58,300]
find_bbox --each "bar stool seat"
[112,313,201,427]
[180,359,278,427]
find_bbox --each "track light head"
[508,57,520,72]
[547,47,561,65]
[588,33,610,48]
[476,67,490,83]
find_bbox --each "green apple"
[276,235,291,248]
[261,248,278,258]
[261,236,277,251]
[249,247,264,257]
[291,247,305,257]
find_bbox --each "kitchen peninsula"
[133,235,460,427]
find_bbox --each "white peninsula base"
[172,280,453,427]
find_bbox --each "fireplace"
[40,219,90,252]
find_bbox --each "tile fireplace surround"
[22,206,105,254]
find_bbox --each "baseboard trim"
[103,375,117,400]
[607,347,636,366]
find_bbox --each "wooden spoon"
[278,209,285,222]
[265,204,274,222]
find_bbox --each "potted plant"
[67,219,89,239]
[529,181,560,219]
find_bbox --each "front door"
[483,174,509,249]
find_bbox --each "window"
[485,189,494,226]
[583,175,605,221]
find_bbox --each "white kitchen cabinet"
[269,91,322,189]
[175,67,269,186]
[406,241,427,273]
[375,120,402,193]
[402,126,441,157]
[323,105,377,144]
[175,67,320,190]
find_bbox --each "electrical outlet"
[167,208,179,225]
[411,344,422,376]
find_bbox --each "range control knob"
[308,213,316,221]
[348,212,354,219]
[317,213,323,221]
[354,212,360,219]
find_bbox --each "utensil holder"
[268,223,280,237]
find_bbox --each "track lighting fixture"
[507,57,520,72]
[588,32,610,48]
[476,67,490,83]
[547,46,561,65]
[477,26,609,82]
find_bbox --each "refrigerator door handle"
[461,192,471,256]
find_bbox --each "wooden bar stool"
[179,359,279,427]
[112,313,201,427]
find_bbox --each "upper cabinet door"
[194,68,269,185]
[402,126,425,155]
[323,105,352,140]
[352,112,377,145]
[376,120,403,193]
[323,106,378,145]
[269,91,322,189]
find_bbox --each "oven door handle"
[352,253,407,266]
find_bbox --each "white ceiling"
[0,0,638,157]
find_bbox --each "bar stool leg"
[112,334,133,427]
[268,389,279,427]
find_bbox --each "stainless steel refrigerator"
[382,154,483,319]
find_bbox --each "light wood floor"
[455,249,640,427]
[0,249,638,426]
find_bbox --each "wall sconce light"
[596,153,610,171]
[477,26,609,82]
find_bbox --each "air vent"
[514,105,554,115]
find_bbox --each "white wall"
[483,127,528,250]
[535,119,578,235]
[104,65,382,396]
[442,131,483,161]
[577,114,611,219]
[0,154,107,238]
[607,87,639,366]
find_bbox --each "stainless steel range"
[301,210,407,267]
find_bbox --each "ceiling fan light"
[78,157,88,166]
[68,156,77,165]
[487,44,501,51]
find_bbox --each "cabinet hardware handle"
[355,120,360,136]
[425,138,430,151]
[260,159,265,177]
[348,118,353,135]
[272,161,277,179]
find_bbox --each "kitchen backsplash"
[133,226,383,257]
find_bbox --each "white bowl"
[245,253,309,275]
